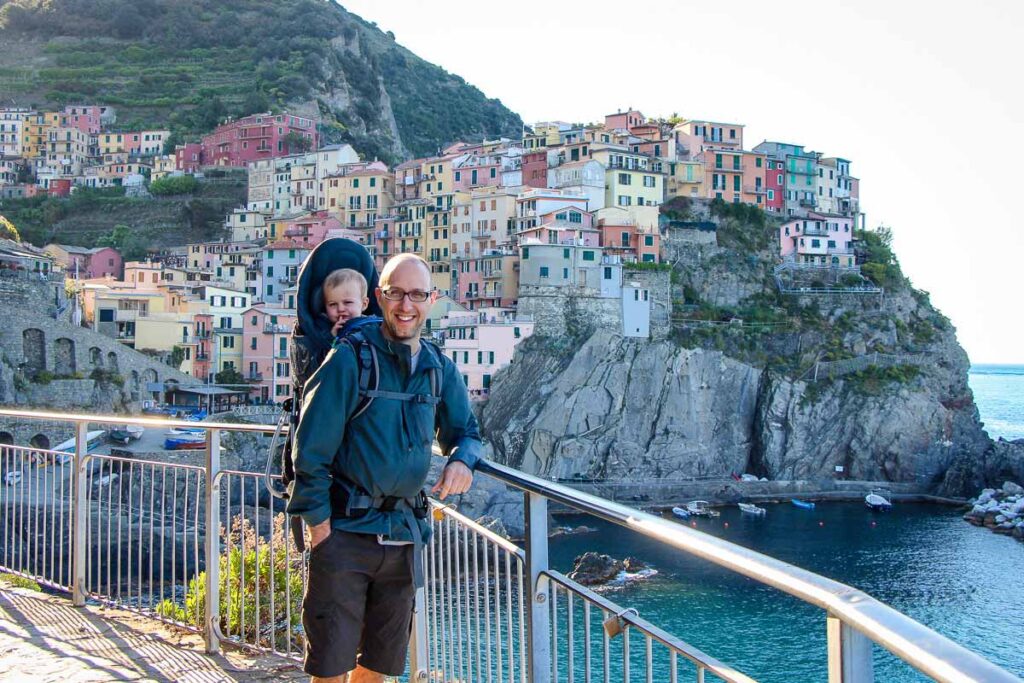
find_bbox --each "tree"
[97,224,131,250]
[0,215,21,241]
[215,367,245,386]
[281,131,312,153]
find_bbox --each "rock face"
[481,323,990,488]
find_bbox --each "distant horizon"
[339,0,1024,365]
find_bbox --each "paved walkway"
[0,580,306,682]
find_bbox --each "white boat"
[686,500,720,517]
[52,430,106,454]
[865,490,893,511]
[740,473,759,482]
[4,471,22,486]
[671,506,691,519]
[738,502,766,516]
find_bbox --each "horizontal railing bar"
[0,408,282,434]
[474,460,1019,683]
[429,500,525,559]
[545,570,757,683]
[84,453,206,473]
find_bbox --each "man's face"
[376,259,435,344]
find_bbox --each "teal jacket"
[286,322,481,542]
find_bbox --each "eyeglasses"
[381,288,431,303]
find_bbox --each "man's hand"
[308,520,332,549]
[431,461,473,500]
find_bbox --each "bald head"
[379,253,431,287]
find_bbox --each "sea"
[545,365,1024,682]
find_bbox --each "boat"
[126,425,144,440]
[738,502,766,516]
[4,471,22,486]
[685,500,720,517]
[109,425,144,445]
[791,499,816,510]
[671,506,691,519]
[865,490,893,511]
[740,473,760,482]
[166,427,205,435]
[163,433,205,450]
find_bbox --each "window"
[733,175,741,191]
[603,267,612,279]
[582,251,595,261]
[827,240,836,248]
[756,157,762,168]
[562,268,569,279]
[618,173,631,185]
[455,171,461,182]
[643,175,655,188]
[223,335,235,349]
[370,177,376,187]
[539,266,549,278]
[644,235,654,246]
[514,327,521,338]
[563,248,570,259]
[715,154,723,168]
[477,351,483,364]
[617,195,632,206]
[811,239,821,248]
[569,211,582,224]
[250,338,257,350]
[251,315,257,326]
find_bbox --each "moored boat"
[738,502,766,516]
[791,498,816,510]
[686,500,720,517]
[865,490,893,511]
[671,506,691,519]
[163,433,205,450]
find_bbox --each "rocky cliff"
[480,201,1001,497]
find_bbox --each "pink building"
[765,159,785,213]
[452,155,501,190]
[452,250,519,310]
[598,223,660,263]
[242,306,297,404]
[779,213,855,266]
[192,314,214,383]
[176,143,202,173]
[62,106,103,134]
[283,211,342,247]
[521,152,548,189]
[604,109,646,132]
[441,308,534,397]
[45,244,123,279]
[200,112,318,168]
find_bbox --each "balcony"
[196,352,210,361]
[744,185,766,195]
[247,372,263,381]
[264,323,291,334]
[471,231,492,240]
[799,198,818,208]
[483,271,503,280]
[802,226,830,237]
[274,349,289,359]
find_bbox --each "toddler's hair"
[323,268,368,299]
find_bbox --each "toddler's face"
[324,281,367,326]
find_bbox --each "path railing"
[813,352,929,381]
[0,408,1020,683]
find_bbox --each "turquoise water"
[971,364,1024,440]
[550,503,1024,681]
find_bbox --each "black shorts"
[302,529,415,678]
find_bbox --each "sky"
[342,0,1024,364]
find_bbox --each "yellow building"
[99,132,127,155]
[151,155,177,181]
[21,113,49,159]
[590,147,665,216]
[666,160,705,199]
[324,166,395,229]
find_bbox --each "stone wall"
[517,268,671,341]
[0,277,192,429]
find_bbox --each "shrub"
[149,174,198,196]
[155,514,304,649]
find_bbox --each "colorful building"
[45,244,123,279]
[441,308,534,396]
[199,111,318,168]
[778,213,855,266]
[241,305,296,404]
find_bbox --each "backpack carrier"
[263,238,438,550]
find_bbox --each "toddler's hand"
[331,318,344,336]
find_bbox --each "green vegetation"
[1,180,242,253]
[0,215,21,241]
[148,174,198,196]
[855,226,905,289]
[215,367,246,386]
[89,368,125,386]
[0,0,522,162]
[624,261,672,272]
[2,575,42,591]
[156,514,302,650]
[846,364,921,395]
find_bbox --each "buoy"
[818,521,824,527]
[724,522,729,528]
[871,521,876,527]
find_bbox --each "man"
[287,253,479,683]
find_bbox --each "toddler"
[322,268,369,336]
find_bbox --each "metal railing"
[0,407,1020,683]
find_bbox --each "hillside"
[1,174,246,255]
[0,0,523,163]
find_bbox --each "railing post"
[203,428,221,654]
[525,491,551,683]
[827,614,873,682]
[408,583,429,681]
[71,420,88,606]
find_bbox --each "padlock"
[602,608,638,638]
